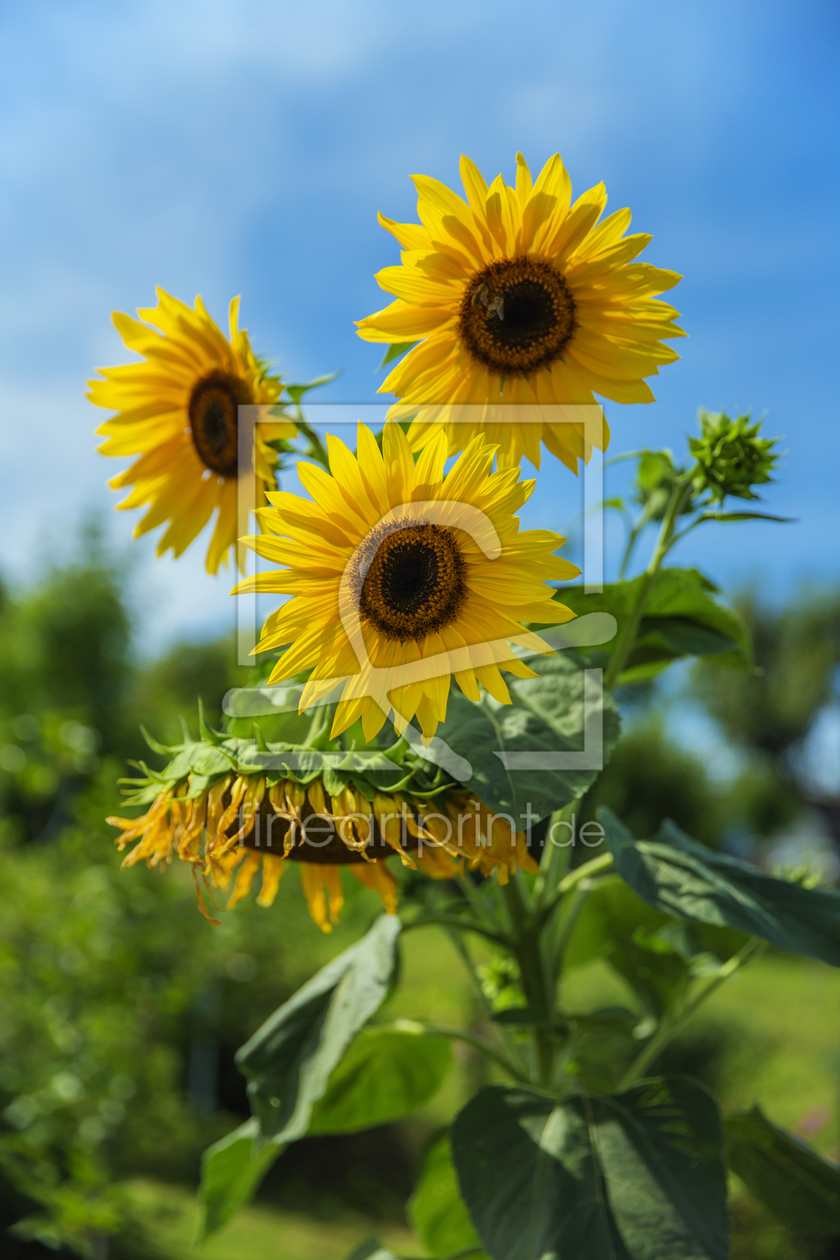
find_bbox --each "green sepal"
[378,341,418,370]
[285,371,340,404]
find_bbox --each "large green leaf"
[451,1077,729,1260]
[236,914,401,1141]
[198,1019,443,1240]
[197,1119,283,1242]
[308,1026,451,1135]
[726,1106,840,1237]
[559,568,750,683]
[436,653,620,822]
[600,810,840,967]
[408,1134,488,1258]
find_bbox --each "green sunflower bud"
[689,410,779,504]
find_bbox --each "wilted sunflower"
[233,422,578,743]
[108,753,537,932]
[356,152,685,471]
[89,288,296,573]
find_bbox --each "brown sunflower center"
[352,521,467,642]
[458,256,576,377]
[188,370,251,476]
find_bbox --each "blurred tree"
[579,715,722,847]
[691,587,840,845]
[127,637,252,747]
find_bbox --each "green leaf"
[452,1077,729,1260]
[409,1134,488,1258]
[309,1025,451,1135]
[726,1105,840,1237]
[378,341,418,369]
[236,914,401,1142]
[198,1119,283,1242]
[559,568,750,683]
[600,810,840,967]
[435,652,621,823]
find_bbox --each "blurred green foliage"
[0,526,384,1255]
[691,587,840,843]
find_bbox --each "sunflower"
[108,767,537,932]
[89,288,296,573]
[356,152,685,471]
[233,422,579,743]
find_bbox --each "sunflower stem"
[443,926,531,1077]
[604,475,693,691]
[500,875,556,1086]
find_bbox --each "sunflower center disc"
[189,370,250,476]
[458,256,576,377]
[355,522,467,642]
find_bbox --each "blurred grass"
[122,934,840,1259]
[124,1179,417,1260]
[564,951,840,1154]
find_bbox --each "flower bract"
[107,734,537,932]
[233,423,579,743]
[356,152,685,470]
[89,288,296,573]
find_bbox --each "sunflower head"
[233,422,579,745]
[89,288,296,574]
[356,152,685,471]
[107,731,538,931]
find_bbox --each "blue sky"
[0,0,837,652]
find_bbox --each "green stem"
[401,914,509,948]
[604,476,693,691]
[405,1020,530,1084]
[538,852,614,926]
[549,883,591,972]
[616,939,766,1091]
[501,877,555,1086]
[618,520,643,581]
[533,804,574,908]
[455,871,505,933]
[444,927,531,1077]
